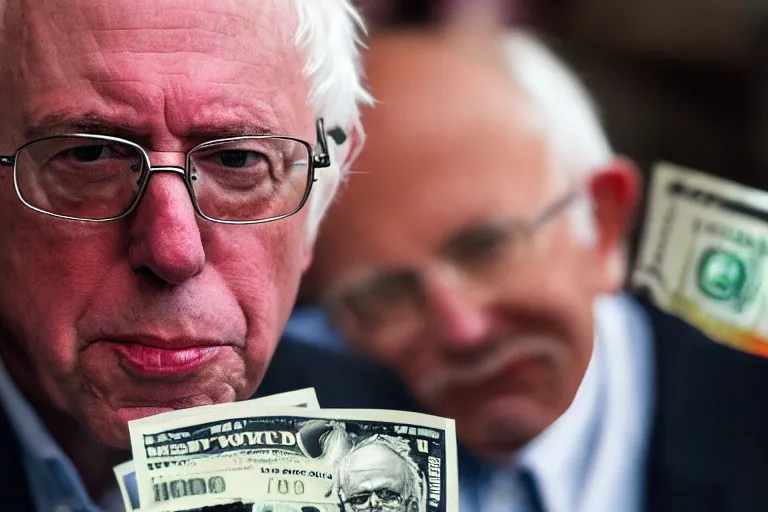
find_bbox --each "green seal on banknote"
[680,220,766,316]
[697,248,750,304]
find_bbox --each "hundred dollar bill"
[129,406,458,512]
[632,162,768,356]
[115,388,321,511]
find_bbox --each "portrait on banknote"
[336,434,425,512]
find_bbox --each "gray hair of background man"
[500,31,614,245]
[0,0,371,241]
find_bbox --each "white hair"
[501,31,613,244]
[291,0,372,241]
[0,0,364,240]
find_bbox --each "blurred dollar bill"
[632,162,768,356]
[114,388,321,511]
[129,404,458,512]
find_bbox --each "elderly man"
[0,1,412,511]
[304,30,768,511]
[336,436,423,512]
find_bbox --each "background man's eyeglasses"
[325,187,585,344]
[0,119,334,224]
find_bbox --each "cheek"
[0,212,116,315]
[494,244,598,361]
[380,338,441,391]
[207,215,309,389]
[0,207,124,406]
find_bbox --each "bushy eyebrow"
[24,112,281,142]
[180,122,275,139]
[24,112,138,141]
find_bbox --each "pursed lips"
[104,335,239,379]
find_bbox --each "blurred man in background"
[303,29,768,511]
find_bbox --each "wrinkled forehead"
[0,0,312,142]
[344,446,407,486]
[3,0,299,78]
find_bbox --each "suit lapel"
[638,296,768,512]
[643,297,724,512]
[644,464,725,512]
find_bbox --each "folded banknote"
[632,162,768,356]
[117,388,459,512]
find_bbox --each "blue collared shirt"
[0,357,127,512]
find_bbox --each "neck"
[0,343,130,504]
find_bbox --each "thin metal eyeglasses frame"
[0,118,334,224]
[324,183,588,319]
[526,183,586,232]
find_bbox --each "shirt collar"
[0,356,108,511]
[0,355,66,460]
[514,302,604,512]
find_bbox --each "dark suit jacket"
[641,297,768,511]
[0,338,415,511]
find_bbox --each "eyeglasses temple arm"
[531,187,585,229]
[0,156,14,167]
[312,118,332,169]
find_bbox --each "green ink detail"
[697,249,747,301]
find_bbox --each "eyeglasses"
[343,488,404,510]
[325,187,584,346]
[0,119,334,224]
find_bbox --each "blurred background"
[352,0,768,261]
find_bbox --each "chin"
[82,397,233,449]
[71,352,249,448]
[457,395,560,462]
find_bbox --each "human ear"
[587,157,642,291]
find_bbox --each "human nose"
[127,158,205,285]
[422,265,493,349]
